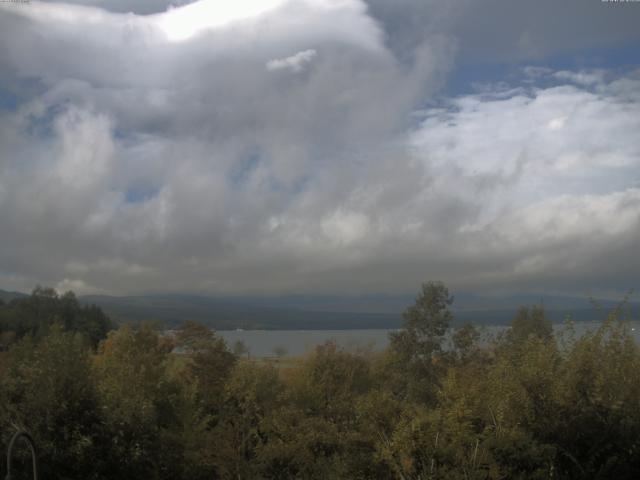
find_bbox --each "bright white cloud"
[266,49,317,73]
[406,72,640,291]
[154,0,288,42]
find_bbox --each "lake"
[218,321,640,357]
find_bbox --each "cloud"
[38,0,195,15]
[266,49,317,73]
[0,0,451,295]
[155,0,289,42]
[0,0,638,297]
[364,0,640,62]
[407,70,640,292]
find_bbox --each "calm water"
[219,321,640,357]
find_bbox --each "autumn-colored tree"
[1,284,638,480]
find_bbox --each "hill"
[79,294,403,330]
[0,288,28,303]
[3,287,635,330]
[78,292,639,330]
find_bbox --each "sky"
[0,0,639,297]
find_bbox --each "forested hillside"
[1,282,639,479]
[0,287,113,350]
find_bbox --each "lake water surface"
[219,321,640,357]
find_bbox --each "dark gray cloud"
[39,0,193,14]
[0,0,638,297]
[364,0,640,62]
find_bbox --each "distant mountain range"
[0,289,28,303]
[79,293,401,330]
[2,289,637,330]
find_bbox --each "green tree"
[0,326,104,480]
[547,314,640,478]
[93,325,183,480]
[214,362,283,479]
[174,321,237,417]
[233,340,249,358]
[273,345,288,359]
[0,287,112,349]
[291,341,371,422]
[451,323,481,363]
[505,305,553,347]
[388,281,454,403]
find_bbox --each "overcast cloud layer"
[0,0,639,296]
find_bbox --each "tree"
[214,362,283,479]
[505,305,553,347]
[0,287,113,349]
[387,281,454,403]
[273,345,288,359]
[0,326,104,480]
[546,314,640,478]
[259,343,378,479]
[174,321,237,416]
[391,281,454,357]
[233,340,249,358]
[292,341,371,421]
[451,323,481,362]
[93,325,183,480]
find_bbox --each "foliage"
[0,326,103,480]
[0,287,113,349]
[174,320,237,416]
[505,305,553,347]
[388,281,454,403]
[1,284,639,479]
[93,325,183,479]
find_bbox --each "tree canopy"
[0,286,113,349]
[1,283,639,479]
